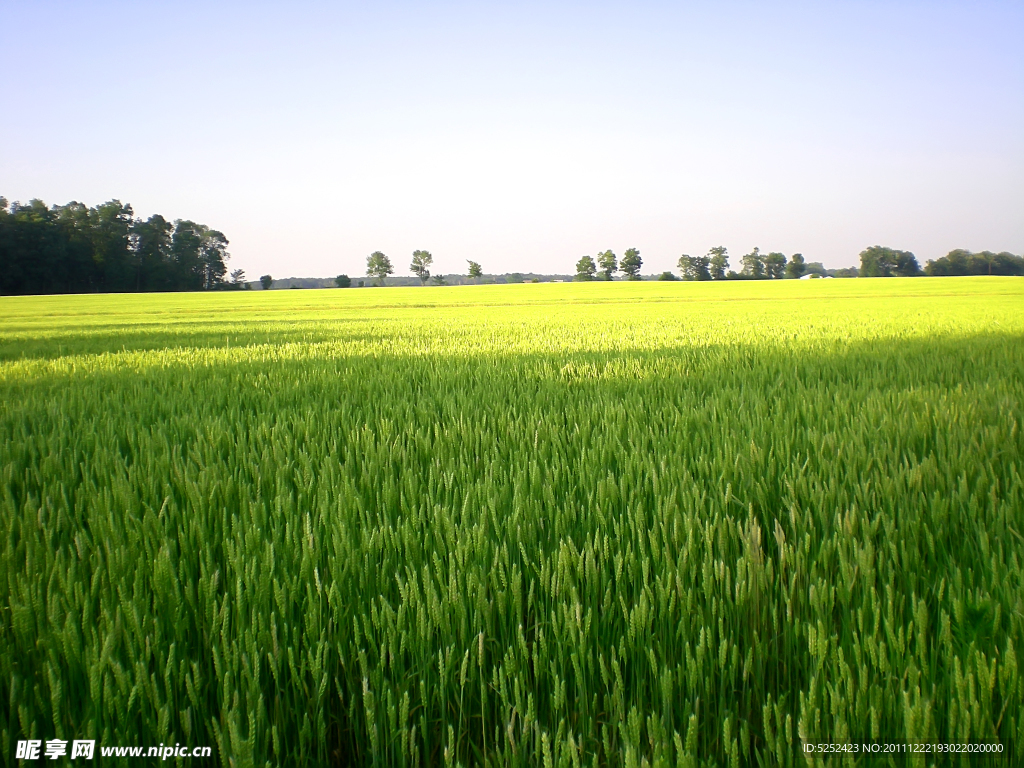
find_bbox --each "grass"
[1,277,1023,766]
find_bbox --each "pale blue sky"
[2,1,1021,277]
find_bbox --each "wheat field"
[2,278,1022,766]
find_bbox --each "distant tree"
[431,274,447,285]
[130,214,173,291]
[198,227,230,289]
[260,274,273,290]
[230,269,246,287]
[708,246,729,280]
[367,251,393,285]
[926,249,971,276]
[764,252,787,279]
[894,251,920,276]
[832,267,860,278]
[507,273,524,283]
[575,255,597,281]
[168,220,229,290]
[859,247,886,276]
[678,253,711,281]
[741,247,765,279]
[692,254,711,281]
[975,251,999,276]
[926,249,1024,276]
[335,274,351,288]
[51,201,97,293]
[677,254,693,280]
[467,260,483,279]
[975,250,1020,276]
[804,261,827,277]
[88,199,135,292]
[410,250,433,284]
[620,248,642,280]
[786,253,806,279]
[0,199,56,294]
[170,220,204,290]
[987,251,1023,275]
[657,271,679,281]
[860,246,919,277]
[597,250,618,280]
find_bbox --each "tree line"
[923,249,1024,277]
[261,244,1023,290]
[576,245,1023,282]
[0,197,242,295]
[850,246,1021,278]
[573,247,823,281]
[5,196,1021,295]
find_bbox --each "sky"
[2,1,1022,278]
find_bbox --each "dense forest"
[0,197,240,295]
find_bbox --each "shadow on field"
[0,317,390,362]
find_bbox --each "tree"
[657,271,679,281]
[410,250,433,284]
[431,274,447,285]
[893,251,921,277]
[620,248,642,280]
[467,260,483,279]
[198,227,230,289]
[51,201,96,293]
[260,274,273,290]
[764,252,787,279]
[678,254,693,280]
[0,199,61,295]
[969,251,1023,276]
[926,249,970,276]
[367,251,393,285]
[859,247,887,277]
[708,246,729,280]
[597,250,617,280]
[693,254,711,281]
[170,220,204,290]
[678,254,711,281]
[131,214,173,291]
[741,247,765,279]
[925,249,1024,276]
[860,246,919,277]
[335,274,351,288]
[786,253,806,279]
[169,220,229,290]
[88,199,135,292]
[969,250,998,276]
[230,269,246,287]
[575,255,597,281]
